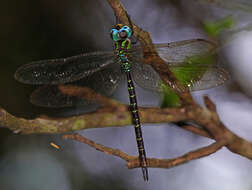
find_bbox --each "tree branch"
[63,133,227,169]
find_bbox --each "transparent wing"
[170,62,229,91]
[31,85,87,108]
[15,51,115,85]
[186,65,229,91]
[131,39,229,92]
[131,62,160,91]
[130,39,216,62]
[30,64,123,108]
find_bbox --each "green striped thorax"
[110,24,133,73]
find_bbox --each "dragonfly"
[14,24,229,181]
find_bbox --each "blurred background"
[1,0,252,189]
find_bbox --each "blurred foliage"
[160,83,181,108]
[203,16,235,37]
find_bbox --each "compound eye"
[110,29,120,41]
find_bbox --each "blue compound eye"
[119,26,132,38]
[110,28,120,41]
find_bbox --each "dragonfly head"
[110,24,132,41]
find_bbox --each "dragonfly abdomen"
[126,72,149,181]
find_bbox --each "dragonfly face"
[110,24,132,41]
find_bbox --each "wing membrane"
[30,63,122,108]
[130,39,216,62]
[15,51,115,85]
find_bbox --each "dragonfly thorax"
[115,39,132,72]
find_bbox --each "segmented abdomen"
[126,72,148,168]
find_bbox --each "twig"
[63,133,227,169]
[63,133,135,161]
[176,123,212,138]
[127,140,228,169]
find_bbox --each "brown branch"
[63,133,135,161]
[0,104,187,134]
[63,133,227,169]
[204,96,217,112]
[177,124,212,138]
[128,140,228,169]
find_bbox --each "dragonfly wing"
[169,63,230,92]
[79,63,123,97]
[15,51,115,85]
[154,39,215,63]
[30,85,92,108]
[131,61,229,92]
[131,39,229,92]
[130,39,215,62]
[131,60,162,92]
[30,64,122,108]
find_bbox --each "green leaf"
[160,83,181,108]
[203,16,235,37]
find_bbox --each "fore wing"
[15,51,115,85]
